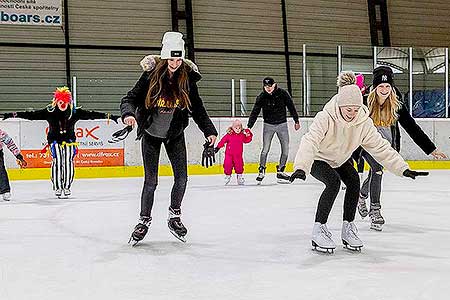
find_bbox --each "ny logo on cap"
[382,75,388,81]
[171,50,182,57]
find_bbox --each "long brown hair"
[367,87,401,126]
[145,58,191,109]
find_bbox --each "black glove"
[403,169,429,179]
[1,112,15,120]
[289,169,306,182]
[16,153,27,168]
[110,114,121,124]
[201,141,216,168]
[108,125,133,143]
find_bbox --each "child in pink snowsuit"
[215,119,253,185]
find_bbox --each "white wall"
[1,117,449,169]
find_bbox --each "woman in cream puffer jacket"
[290,71,428,253]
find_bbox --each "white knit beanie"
[160,32,185,59]
[336,71,363,107]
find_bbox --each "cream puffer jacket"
[293,95,409,176]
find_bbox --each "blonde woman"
[290,71,428,253]
[357,66,447,231]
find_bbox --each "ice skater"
[247,77,300,184]
[2,87,119,199]
[357,66,447,231]
[0,128,27,201]
[215,119,253,185]
[120,31,218,245]
[289,71,428,253]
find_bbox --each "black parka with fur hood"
[120,55,218,141]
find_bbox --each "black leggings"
[140,133,188,218]
[311,159,360,224]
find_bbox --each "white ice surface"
[1,171,450,300]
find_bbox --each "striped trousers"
[50,142,77,191]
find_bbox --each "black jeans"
[0,150,11,194]
[311,159,360,224]
[360,151,383,211]
[140,133,188,218]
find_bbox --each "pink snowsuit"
[216,129,253,175]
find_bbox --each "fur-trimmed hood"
[139,55,201,80]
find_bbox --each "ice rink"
[1,171,450,300]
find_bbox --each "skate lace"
[320,225,332,238]
[347,223,359,240]
[372,210,381,219]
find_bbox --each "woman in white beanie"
[290,71,428,253]
[120,31,218,245]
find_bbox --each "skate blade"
[277,179,291,184]
[169,230,186,243]
[128,236,140,247]
[370,224,383,231]
[312,241,335,254]
[342,240,363,252]
[57,195,68,199]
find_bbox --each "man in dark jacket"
[247,77,300,184]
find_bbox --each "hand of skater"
[108,125,133,143]
[289,169,306,182]
[431,149,447,159]
[123,116,136,127]
[110,114,121,124]
[16,154,27,168]
[294,122,301,131]
[202,141,216,168]
[403,169,429,179]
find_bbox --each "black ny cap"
[263,77,275,86]
[372,66,394,88]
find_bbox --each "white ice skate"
[311,222,336,254]
[369,209,385,231]
[55,189,67,199]
[224,175,231,185]
[2,192,11,201]
[341,221,363,251]
[237,174,245,185]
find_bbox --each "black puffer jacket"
[247,86,299,129]
[120,63,217,141]
[4,108,113,144]
[355,88,436,160]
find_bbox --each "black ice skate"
[168,207,187,242]
[369,209,385,231]
[256,166,266,185]
[357,194,369,219]
[276,165,291,184]
[128,217,152,246]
